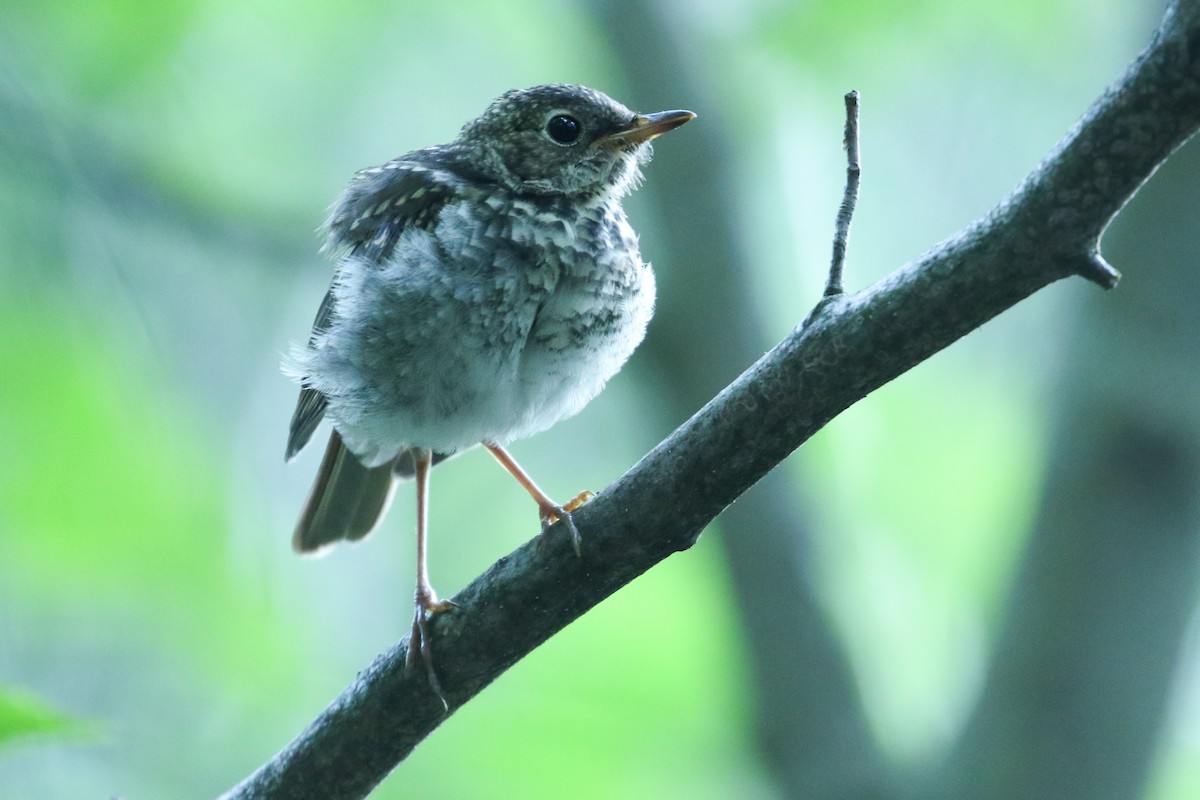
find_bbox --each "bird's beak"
[598,109,696,146]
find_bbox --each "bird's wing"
[286,158,464,461]
[323,153,465,261]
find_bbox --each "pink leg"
[408,447,455,706]
[484,443,592,554]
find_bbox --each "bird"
[284,83,694,694]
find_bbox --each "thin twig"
[826,90,861,297]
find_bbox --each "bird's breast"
[496,198,656,436]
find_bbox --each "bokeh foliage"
[1,0,1196,798]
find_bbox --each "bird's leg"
[484,443,594,555]
[407,447,456,708]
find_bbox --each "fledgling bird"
[284,83,694,688]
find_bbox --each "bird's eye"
[546,114,582,144]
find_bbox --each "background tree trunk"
[931,133,1200,800]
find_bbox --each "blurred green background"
[2,0,1199,798]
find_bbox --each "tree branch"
[222,1,1200,796]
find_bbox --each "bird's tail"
[293,431,398,553]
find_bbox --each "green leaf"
[0,685,81,746]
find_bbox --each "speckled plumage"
[291,171,653,467]
[283,85,692,683]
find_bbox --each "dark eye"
[546,114,581,144]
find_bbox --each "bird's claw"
[538,490,595,556]
[562,490,596,514]
[407,590,457,712]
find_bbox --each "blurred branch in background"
[589,0,887,797]
[0,49,309,419]
[933,133,1200,800]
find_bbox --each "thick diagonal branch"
[222,1,1200,797]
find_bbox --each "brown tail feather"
[293,431,397,553]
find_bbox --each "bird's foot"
[407,586,457,711]
[537,490,595,556]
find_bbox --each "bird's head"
[458,84,694,200]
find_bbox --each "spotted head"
[458,83,694,200]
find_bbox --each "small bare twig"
[826,90,861,297]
